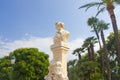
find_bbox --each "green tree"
[67,59,80,80]
[80,0,120,66]
[0,48,49,80]
[97,20,111,80]
[82,36,98,60]
[72,48,84,60]
[87,17,111,80]
[0,56,11,80]
[106,31,120,79]
[87,17,102,49]
[68,54,104,80]
[87,17,104,76]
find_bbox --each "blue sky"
[0,0,120,60]
[0,0,97,40]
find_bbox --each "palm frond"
[72,48,85,55]
[97,20,109,32]
[97,2,105,10]
[96,7,106,16]
[82,36,98,48]
[79,2,104,11]
[87,17,98,26]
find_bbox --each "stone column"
[45,22,70,80]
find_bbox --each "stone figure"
[44,22,69,80]
[54,22,69,44]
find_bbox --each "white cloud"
[68,38,84,60]
[0,36,85,61]
[94,43,100,51]
[0,37,53,59]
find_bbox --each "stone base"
[44,60,68,80]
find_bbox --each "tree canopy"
[68,14,120,80]
[0,48,49,80]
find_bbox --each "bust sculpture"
[44,22,69,80]
[54,22,69,44]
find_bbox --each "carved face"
[55,22,64,31]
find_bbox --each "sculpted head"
[55,22,64,31]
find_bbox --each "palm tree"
[87,17,102,49]
[72,48,84,61]
[87,17,104,76]
[80,0,120,65]
[82,36,98,60]
[97,20,111,80]
[82,37,98,80]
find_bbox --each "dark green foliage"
[68,54,104,80]
[68,31,120,80]
[80,1,120,75]
[0,48,49,80]
[106,31,120,79]
[0,56,11,80]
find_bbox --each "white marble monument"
[44,22,70,80]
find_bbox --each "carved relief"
[45,60,68,80]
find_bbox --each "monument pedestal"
[51,42,69,77]
[44,22,70,80]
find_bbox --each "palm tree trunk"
[78,53,81,61]
[101,30,111,80]
[99,51,105,79]
[94,28,104,76]
[90,43,94,60]
[94,29,102,48]
[107,4,120,65]
[88,47,91,60]
[107,5,120,79]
